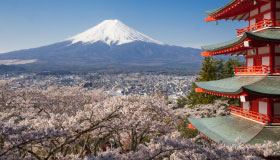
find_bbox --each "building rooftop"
[189,116,280,145]
[196,76,280,96]
[204,0,268,22]
[201,29,280,53]
[205,0,236,16]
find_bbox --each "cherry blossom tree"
[0,84,178,159]
[0,82,279,160]
[90,132,280,160]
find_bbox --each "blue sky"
[0,0,246,53]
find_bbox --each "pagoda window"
[276,11,280,19]
[277,1,280,8]
[275,56,280,65]
[250,8,259,18]
[250,18,256,25]
[259,101,268,115]
[258,46,270,55]
[261,3,271,13]
[273,64,279,73]
[273,102,280,116]
[247,58,254,67]
[262,56,270,66]
[275,45,280,53]
[264,12,271,19]
[243,102,250,110]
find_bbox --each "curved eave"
[201,29,280,56]
[205,0,269,22]
[243,77,280,96]
[205,0,237,16]
[205,0,243,22]
[195,76,263,95]
[195,76,280,96]
[246,29,280,43]
[201,36,245,53]
[188,116,280,145]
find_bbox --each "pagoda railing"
[229,106,280,125]
[236,19,273,37]
[234,65,280,75]
[274,65,280,73]
[230,106,268,124]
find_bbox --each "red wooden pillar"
[271,0,276,26]
[267,98,273,123]
[270,44,275,73]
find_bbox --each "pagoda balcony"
[236,19,273,37]
[229,106,280,125]
[234,65,280,76]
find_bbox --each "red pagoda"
[189,0,280,145]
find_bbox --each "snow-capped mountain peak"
[68,19,164,46]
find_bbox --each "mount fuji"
[0,19,202,71]
[69,19,164,46]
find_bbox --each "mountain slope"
[0,19,203,71]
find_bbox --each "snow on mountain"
[68,19,164,46]
[0,19,203,71]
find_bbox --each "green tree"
[221,57,244,105]
[222,57,242,79]
[199,57,218,81]
[215,58,224,80]
[188,57,219,105]
[175,96,188,109]
[188,57,244,106]
[188,83,217,105]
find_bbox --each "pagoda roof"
[205,0,268,22]
[205,0,236,16]
[195,76,280,96]
[201,29,280,53]
[188,116,280,145]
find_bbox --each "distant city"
[1,73,197,100]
